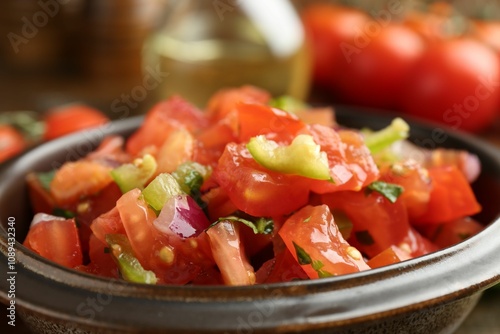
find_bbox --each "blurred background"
[0,0,499,332]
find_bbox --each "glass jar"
[143,0,310,107]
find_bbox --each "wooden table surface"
[1,74,499,333]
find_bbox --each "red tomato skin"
[213,143,310,217]
[412,166,481,225]
[379,162,431,220]
[322,191,412,259]
[302,4,369,87]
[237,103,307,144]
[256,242,308,284]
[309,127,379,194]
[279,205,370,279]
[24,218,83,268]
[400,38,500,132]
[206,85,270,121]
[334,23,425,110]
[77,235,119,278]
[0,125,25,162]
[43,104,109,141]
[126,96,208,156]
[419,217,484,249]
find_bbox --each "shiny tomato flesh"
[24,217,83,268]
[279,205,370,279]
[214,143,310,217]
[50,160,113,206]
[206,220,256,286]
[321,190,412,258]
[126,96,208,156]
[367,245,411,269]
[412,165,481,224]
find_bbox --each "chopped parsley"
[366,181,404,203]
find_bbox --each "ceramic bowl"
[1,107,500,334]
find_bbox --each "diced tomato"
[412,166,481,224]
[256,237,308,284]
[116,189,159,269]
[50,160,113,206]
[237,103,307,144]
[400,227,438,257]
[206,220,256,285]
[75,182,123,253]
[214,143,310,217]
[206,85,270,121]
[0,125,25,162]
[117,188,215,285]
[90,206,126,244]
[156,128,195,174]
[379,161,431,220]
[126,96,208,156]
[367,245,411,269]
[322,190,411,258]
[77,235,119,278]
[26,173,56,214]
[201,187,238,222]
[86,135,130,165]
[419,217,484,249]
[279,205,370,279]
[308,125,379,193]
[196,111,239,150]
[43,104,109,141]
[24,216,83,268]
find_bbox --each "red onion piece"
[153,195,210,238]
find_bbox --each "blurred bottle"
[143,0,310,107]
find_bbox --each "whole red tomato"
[302,4,369,88]
[400,38,500,132]
[333,23,425,110]
[44,104,109,141]
[0,125,25,162]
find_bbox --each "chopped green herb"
[355,230,375,246]
[312,260,333,278]
[37,170,56,191]
[172,162,211,195]
[331,209,353,240]
[213,216,274,235]
[293,242,312,265]
[367,181,404,203]
[172,162,211,210]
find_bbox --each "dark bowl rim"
[1,106,500,331]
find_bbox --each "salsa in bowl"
[1,86,499,333]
